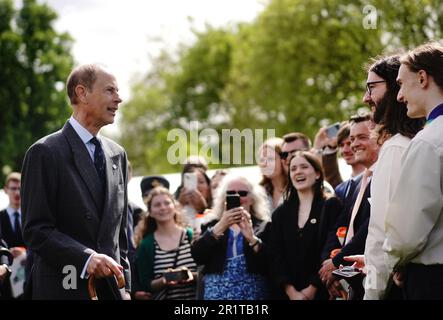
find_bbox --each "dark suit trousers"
[404,263,443,300]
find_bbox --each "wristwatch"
[249,237,262,248]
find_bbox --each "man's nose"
[397,90,404,103]
[363,91,372,104]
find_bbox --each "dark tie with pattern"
[90,137,106,185]
[14,211,22,239]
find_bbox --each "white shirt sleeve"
[80,253,96,279]
[364,142,407,300]
[383,139,443,271]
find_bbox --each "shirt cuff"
[80,253,96,279]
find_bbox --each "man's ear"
[418,70,428,88]
[74,85,89,104]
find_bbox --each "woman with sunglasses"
[191,174,271,300]
[269,151,342,300]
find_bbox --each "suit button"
[85,213,92,220]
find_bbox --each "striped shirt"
[152,231,197,300]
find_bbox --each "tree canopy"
[118,0,443,175]
[0,0,74,181]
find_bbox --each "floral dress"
[204,228,269,300]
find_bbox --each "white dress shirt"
[364,134,411,300]
[383,116,443,272]
[69,116,98,162]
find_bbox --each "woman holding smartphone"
[177,166,212,234]
[134,187,198,300]
[269,151,342,300]
[191,174,271,300]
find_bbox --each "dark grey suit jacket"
[21,121,130,299]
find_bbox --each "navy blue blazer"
[322,175,370,266]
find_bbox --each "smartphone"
[332,266,362,279]
[164,269,190,283]
[326,122,340,138]
[226,194,240,210]
[183,172,197,190]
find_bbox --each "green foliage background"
[0,0,74,182]
[120,0,443,175]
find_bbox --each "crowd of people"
[1,41,443,300]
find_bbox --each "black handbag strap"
[171,230,185,269]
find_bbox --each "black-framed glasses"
[366,80,387,95]
[226,190,249,197]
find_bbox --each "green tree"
[0,0,74,180]
[120,0,443,175]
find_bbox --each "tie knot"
[90,137,100,147]
[14,211,19,218]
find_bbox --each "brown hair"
[368,55,424,144]
[285,151,325,201]
[259,138,288,195]
[337,122,351,146]
[282,132,311,150]
[134,187,185,247]
[66,64,102,105]
[400,42,443,91]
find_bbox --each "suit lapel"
[62,122,104,213]
[99,139,120,234]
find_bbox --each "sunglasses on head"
[226,190,249,197]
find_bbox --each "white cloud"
[35,0,266,136]
[41,0,265,97]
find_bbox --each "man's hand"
[87,253,123,279]
[319,259,337,283]
[10,247,26,258]
[344,255,366,272]
[0,265,9,282]
[393,271,404,288]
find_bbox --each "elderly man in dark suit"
[21,64,131,300]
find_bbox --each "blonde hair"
[258,137,287,195]
[5,172,21,187]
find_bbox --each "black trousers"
[404,263,443,300]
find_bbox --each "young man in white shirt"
[383,42,443,299]
[360,55,424,300]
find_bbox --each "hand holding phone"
[326,122,340,139]
[226,194,240,210]
[332,266,361,279]
[183,172,197,191]
[164,267,191,283]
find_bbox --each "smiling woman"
[268,151,342,300]
[134,187,198,300]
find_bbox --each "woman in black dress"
[269,151,342,300]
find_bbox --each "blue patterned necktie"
[90,137,106,185]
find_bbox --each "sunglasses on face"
[226,190,249,197]
[280,149,303,160]
[366,80,387,96]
